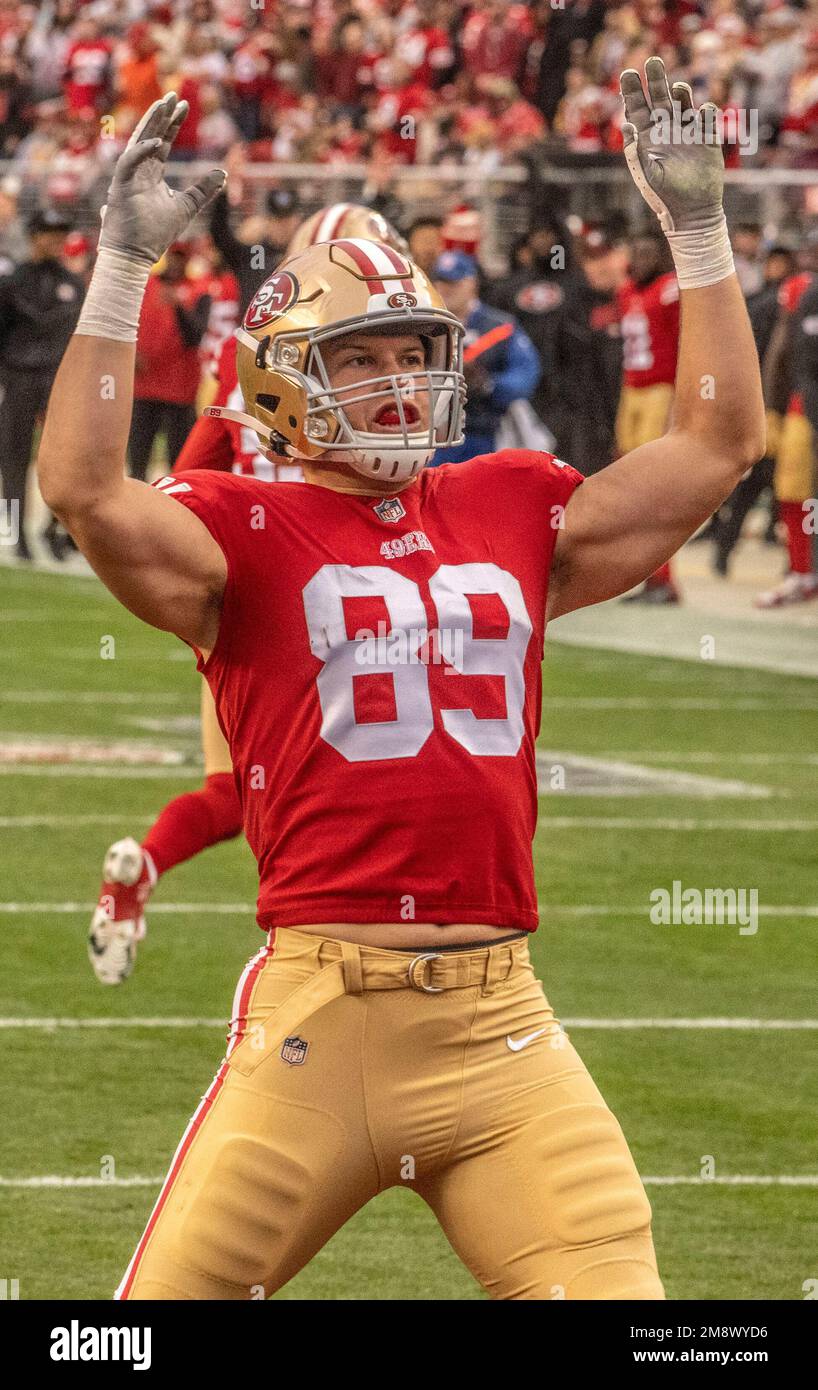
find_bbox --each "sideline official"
[0,209,84,561]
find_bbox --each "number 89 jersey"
[161,449,583,933]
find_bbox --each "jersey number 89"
[302,563,532,763]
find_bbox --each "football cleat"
[622,580,681,605]
[88,838,156,985]
[754,573,818,609]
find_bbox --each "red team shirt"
[617,271,680,388]
[173,336,304,481]
[157,451,583,934]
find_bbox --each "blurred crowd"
[4,0,818,201]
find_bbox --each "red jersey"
[617,272,680,388]
[778,272,814,414]
[134,275,210,405]
[156,451,583,933]
[63,38,111,112]
[173,336,303,482]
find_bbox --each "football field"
[1,561,816,1301]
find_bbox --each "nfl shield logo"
[374,497,406,524]
[280,1035,309,1065]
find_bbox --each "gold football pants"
[116,929,664,1301]
[615,382,674,455]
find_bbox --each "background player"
[615,228,681,603]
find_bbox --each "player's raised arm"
[37,94,227,649]
[548,59,766,620]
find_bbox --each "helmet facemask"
[235,309,466,484]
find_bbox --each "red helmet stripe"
[374,239,415,292]
[333,238,387,293]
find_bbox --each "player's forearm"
[669,275,765,472]
[38,333,136,517]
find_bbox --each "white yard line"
[2,901,818,917]
[1,1172,815,1188]
[540,697,818,710]
[0,766,202,779]
[538,818,818,831]
[0,816,153,828]
[0,691,187,704]
[1,813,816,830]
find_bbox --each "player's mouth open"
[373,401,421,429]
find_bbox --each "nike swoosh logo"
[506,1027,553,1052]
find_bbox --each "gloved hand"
[620,57,724,236]
[619,57,734,290]
[99,91,225,267]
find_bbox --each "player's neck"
[300,457,420,496]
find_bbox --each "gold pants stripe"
[117,930,664,1301]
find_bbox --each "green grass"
[0,563,816,1299]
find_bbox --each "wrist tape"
[665,213,735,291]
[75,247,152,343]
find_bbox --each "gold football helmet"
[211,238,465,484]
[285,203,409,258]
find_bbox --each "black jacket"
[209,191,288,312]
[0,258,84,375]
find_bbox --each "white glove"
[77,92,226,341]
[620,57,734,289]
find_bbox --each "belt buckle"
[407,952,444,993]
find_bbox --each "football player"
[88,205,408,985]
[40,69,764,1299]
[615,228,681,603]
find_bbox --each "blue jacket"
[432,301,541,465]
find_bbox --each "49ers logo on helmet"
[244,271,300,329]
[387,290,418,309]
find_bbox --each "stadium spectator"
[431,248,540,465]
[114,22,163,129]
[0,207,83,562]
[62,15,112,116]
[129,244,212,481]
[406,215,444,275]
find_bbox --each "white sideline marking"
[2,1173,816,1189]
[3,901,818,918]
[2,813,816,831]
[0,902,252,914]
[0,766,202,779]
[0,1016,815,1031]
[536,750,772,799]
[0,816,152,828]
[0,738,188,766]
[539,818,818,831]
[540,697,818,711]
[603,752,818,766]
[0,691,186,704]
[0,1017,225,1029]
